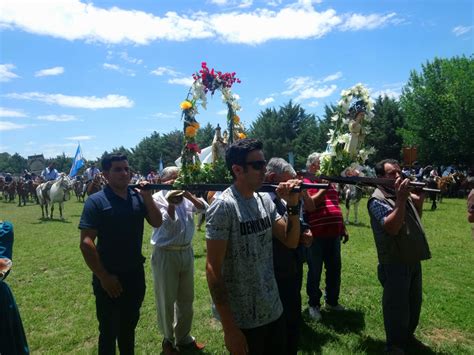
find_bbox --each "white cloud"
[66,135,94,141]
[295,84,337,101]
[0,0,399,45]
[151,66,180,77]
[307,101,319,107]
[340,12,397,31]
[0,121,26,131]
[283,76,337,101]
[322,71,342,82]
[6,92,134,109]
[120,51,143,64]
[210,0,229,5]
[152,112,175,118]
[0,107,27,117]
[37,114,78,122]
[238,0,253,9]
[103,63,135,76]
[371,83,403,100]
[35,66,64,77]
[452,25,472,37]
[258,97,275,106]
[168,77,194,86]
[217,109,228,115]
[0,64,19,82]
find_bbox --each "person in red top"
[302,152,349,322]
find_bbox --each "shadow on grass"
[32,218,72,224]
[299,317,339,353]
[345,222,371,229]
[358,334,444,355]
[320,308,366,334]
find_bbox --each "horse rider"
[4,173,13,184]
[40,163,60,200]
[23,169,32,181]
[83,163,101,194]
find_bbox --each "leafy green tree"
[249,101,322,170]
[0,153,27,173]
[400,56,474,165]
[365,95,405,163]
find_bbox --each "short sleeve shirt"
[206,185,282,329]
[79,186,147,272]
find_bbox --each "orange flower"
[190,121,200,129]
[185,126,198,137]
[237,132,246,139]
[180,100,193,110]
[233,115,240,124]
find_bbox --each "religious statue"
[345,100,367,157]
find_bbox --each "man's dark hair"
[225,138,263,178]
[375,159,400,177]
[101,154,128,171]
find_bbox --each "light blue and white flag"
[69,144,85,177]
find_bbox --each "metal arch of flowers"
[320,83,376,177]
[176,62,246,185]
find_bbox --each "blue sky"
[0,0,472,160]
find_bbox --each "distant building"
[28,154,45,175]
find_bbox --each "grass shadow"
[319,308,366,334]
[357,335,387,354]
[32,218,72,225]
[299,317,338,353]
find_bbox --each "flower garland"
[177,62,245,185]
[320,83,376,176]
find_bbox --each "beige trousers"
[150,246,195,346]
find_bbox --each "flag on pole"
[158,155,164,176]
[69,144,85,177]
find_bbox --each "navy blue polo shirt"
[79,186,148,273]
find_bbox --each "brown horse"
[3,181,16,202]
[73,179,85,202]
[16,179,29,206]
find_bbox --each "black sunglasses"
[245,160,267,170]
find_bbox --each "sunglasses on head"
[245,160,267,170]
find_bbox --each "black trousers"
[275,252,304,355]
[377,262,422,352]
[92,268,146,355]
[240,315,287,355]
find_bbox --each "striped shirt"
[303,178,344,238]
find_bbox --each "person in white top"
[150,166,208,355]
[85,163,101,182]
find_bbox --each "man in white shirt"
[150,166,207,355]
[41,163,59,181]
[85,163,101,182]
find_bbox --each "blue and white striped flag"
[69,144,85,177]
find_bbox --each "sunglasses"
[245,160,267,170]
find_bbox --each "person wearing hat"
[0,220,30,354]
[149,166,207,355]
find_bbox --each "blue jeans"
[306,237,341,308]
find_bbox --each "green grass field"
[1,196,473,354]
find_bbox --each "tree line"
[1,55,472,175]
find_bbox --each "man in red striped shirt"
[302,152,349,321]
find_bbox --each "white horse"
[36,174,72,219]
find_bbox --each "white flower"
[331,115,339,121]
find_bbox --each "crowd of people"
[73,138,474,355]
[2,139,473,354]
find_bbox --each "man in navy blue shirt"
[79,154,162,355]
